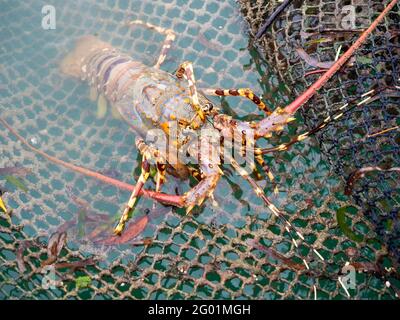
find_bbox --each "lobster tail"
[60,35,112,78]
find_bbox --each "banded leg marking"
[203,88,272,115]
[176,61,205,124]
[114,153,151,235]
[0,190,8,214]
[255,154,277,194]
[114,138,168,235]
[188,166,203,182]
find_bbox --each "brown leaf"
[0,166,32,176]
[296,47,335,69]
[98,215,149,245]
[42,232,67,267]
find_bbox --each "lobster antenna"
[257,86,399,155]
[227,155,324,266]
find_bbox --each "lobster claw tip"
[186,205,195,215]
[0,197,8,214]
[113,223,124,236]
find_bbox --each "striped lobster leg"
[0,190,8,214]
[203,88,272,116]
[254,154,277,194]
[183,134,223,214]
[1,116,222,222]
[114,138,165,235]
[175,61,206,126]
[155,163,167,192]
[127,20,176,69]
[227,155,324,265]
[187,166,203,182]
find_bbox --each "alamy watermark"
[41,265,62,290]
[41,5,56,30]
[339,263,356,297]
[341,5,356,30]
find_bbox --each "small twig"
[304,69,329,77]
[248,239,306,271]
[335,45,342,61]
[301,29,365,40]
[16,239,47,273]
[367,125,399,138]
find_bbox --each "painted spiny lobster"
[1,0,398,268]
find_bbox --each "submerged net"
[240,0,400,265]
[0,0,399,299]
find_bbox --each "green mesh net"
[240,0,400,272]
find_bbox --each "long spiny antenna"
[227,155,324,267]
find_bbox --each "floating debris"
[16,239,46,273]
[0,166,31,176]
[4,175,28,192]
[367,125,400,138]
[41,232,67,267]
[0,166,31,194]
[300,29,364,41]
[197,32,224,52]
[53,257,97,271]
[76,275,92,289]
[304,37,333,46]
[338,276,351,297]
[16,234,98,274]
[16,246,27,273]
[77,208,88,238]
[248,239,306,271]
